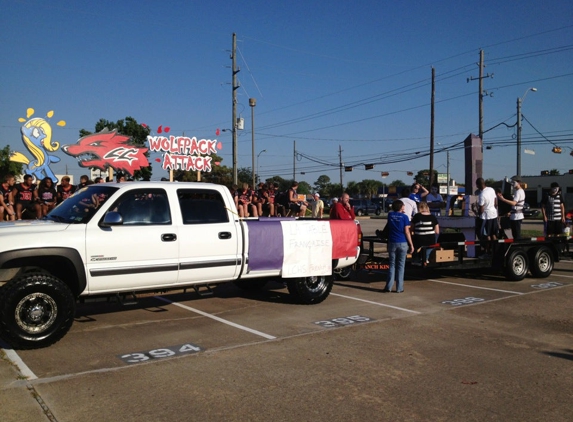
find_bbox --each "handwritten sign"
[280,220,332,277]
[148,136,219,172]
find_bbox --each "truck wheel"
[356,210,364,217]
[233,279,268,290]
[504,250,529,281]
[529,246,553,278]
[375,208,381,216]
[0,272,76,349]
[286,275,333,304]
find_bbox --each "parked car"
[350,199,382,216]
[523,203,540,218]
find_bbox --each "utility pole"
[429,67,435,187]
[231,33,240,185]
[249,98,256,188]
[467,50,493,142]
[339,145,344,195]
[293,140,296,180]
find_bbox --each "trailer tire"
[286,275,333,304]
[505,249,529,281]
[334,266,352,280]
[0,272,76,349]
[529,246,553,278]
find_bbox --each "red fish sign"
[62,129,149,176]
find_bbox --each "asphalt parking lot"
[1,220,572,421]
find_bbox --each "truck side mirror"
[101,211,123,227]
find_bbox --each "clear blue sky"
[1,0,572,188]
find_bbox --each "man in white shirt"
[476,177,498,256]
[311,193,324,218]
[497,179,525,239]
[400,188,418,221]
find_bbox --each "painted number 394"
[119,343,201,364]
[315,315,372,328]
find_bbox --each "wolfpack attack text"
[148,135,219,172]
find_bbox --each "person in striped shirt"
[541,182,565,236]
[411,201,440,264]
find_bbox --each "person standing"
[400,188,418,221]
[383,200,414,293]
[425,184,444,216]
[409,182,428,203]
[330,193,355,220]
[476,177,498,256]
[541,182,565,237]
[311,193,324,218]
[411,201,440,264]
[496,179,525,239]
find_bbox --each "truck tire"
[0,272,76,349]
[233,279,269,290]
[504,249,529,281]
[356,210,364,217]
[529,246,553,278]
[286,275,333,304]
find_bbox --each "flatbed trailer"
[359,234,572,281]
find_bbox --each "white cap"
[332,197,338,202]
[314,193,320,198]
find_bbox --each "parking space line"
[1,347,37,380]
[154,296,277,340]
[427,279,524,295]
[330,293,421,314]
[551,273,573,278]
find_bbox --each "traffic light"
[365,164,374,170]
[344,166,353,172]
[381,171,389,177]
[406,171,414,176]
[552,147,562,154]
[569,169,573,174]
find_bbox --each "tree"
[549,169,560,176]
[297,181,311,195]
[265,175,291,192]
[80,117,152,180]
[359,179,383,198]
[345,181,360,197]
[389,179,406,187]
[414,169,437,186]
[0,145,24,177]
[314,175,331,194]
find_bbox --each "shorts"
[289,203,302,213]
[546,220,563,236]
[480,218,499,237]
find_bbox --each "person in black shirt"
[411,202,440,264]
[12,174,40,219]
[541,182,565,236]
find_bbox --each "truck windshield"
[45,185,118,224]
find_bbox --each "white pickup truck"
[0,182,360,349]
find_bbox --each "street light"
[257,149,266,183]
[517,87,537,179]
[249,98,257,188]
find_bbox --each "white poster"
[281,221,332,278]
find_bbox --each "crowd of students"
[0,173,107,221]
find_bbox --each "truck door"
[85,188,179,293]
[176,188,241,283]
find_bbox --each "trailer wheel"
[0,272,76,349]
[334,266,352,280]
[286,275,333,304]
[529,246,553,278]
[504,250,529,281]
